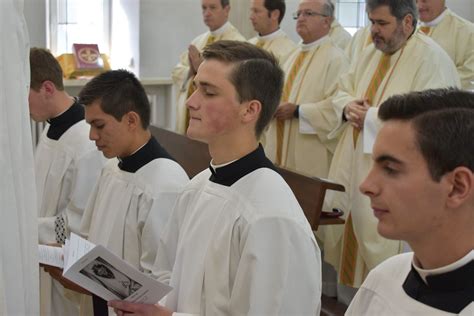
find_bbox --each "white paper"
[39,233,172,304]
[38,245,64,268]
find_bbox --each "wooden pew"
[150,126,345,231]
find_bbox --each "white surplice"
[79,156,188,315]
[81,157,188,272]
[36,121,106,244]
[36,120,106,316]
[154,168,322,316]
[346,252,474,316]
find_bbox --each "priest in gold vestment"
[172,0,244,134]
[264,0,348,178]
[248,0,296,64]
[322,0,460,289]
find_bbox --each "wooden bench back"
[150,126,344,230]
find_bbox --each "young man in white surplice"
[110,41,322,316]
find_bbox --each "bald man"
[264,0,348,178]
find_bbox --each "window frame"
[47,0,112,56]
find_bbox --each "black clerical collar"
[117,136,174,173]
[209,144,278,187]
[46,99,84,140]
[403,259,474,314]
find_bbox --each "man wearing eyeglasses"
[417,0,474,90]
[322,0,460,298]
[248,0,296,64]
[264,0,348,179]
[172,0,245,135]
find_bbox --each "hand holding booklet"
[38,233,172,304]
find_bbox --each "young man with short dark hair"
[47,70,189,315]
[110,41,322,316]
[347,88,474,315]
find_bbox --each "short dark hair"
[30,47,64,91]
[202,40,284,137]
[79,70,151,129]
[221,0,229,7]
[379,88,474,181]
[366,0,418,27]
[264,0,286,24]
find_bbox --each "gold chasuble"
[352,53,391,146]
[264,37,348,178]
[341,52,391,286]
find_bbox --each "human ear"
[270,9,280,22]
[403,14,414,33]
[42,80,56,96]
[446,167,473,209]
[242,100,261,124]
[125,111,140,131]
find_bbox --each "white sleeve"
[299,106,317,134]
[230,218,321,315]
[151,191,193,284]
[38,150,104,244]
[363,107,380,154]
[140,191,181,274]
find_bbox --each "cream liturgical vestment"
[344,25,372,63]
[79,137,188,314]
[419,8,474,90]
[264,36,348,178]
[0,0,39,314]
[322,32,460,288]
[346,252,474,315]
[172,22,245,134]
[248,28,296,64]
[153,145,322,315]
[36,102,106,316]
[329,20,352,50]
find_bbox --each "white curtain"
[0,0,39,314]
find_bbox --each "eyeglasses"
[292,10,328,20]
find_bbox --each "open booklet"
[38,233,172,304]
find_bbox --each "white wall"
[447,0,473,21]
[139,0,206,78]
[24,0,473,78]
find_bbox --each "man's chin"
[186,130,209,144]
